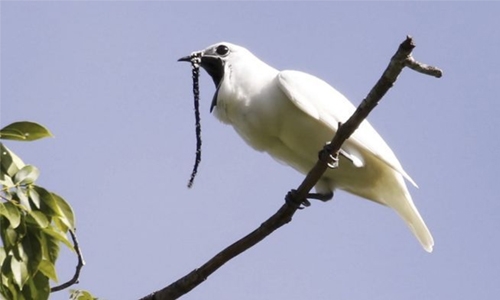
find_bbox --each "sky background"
[2,2,499,300]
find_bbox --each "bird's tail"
[385,174,434,253]
[398,199,434,253]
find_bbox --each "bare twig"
[50,229,86,292]
[405,55,443,78]
[140,36,442,300]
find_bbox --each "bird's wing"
[277,70,417,187]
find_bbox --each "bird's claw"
[319,144,339,169]
[285,189,311,209]
[326,154,339,169]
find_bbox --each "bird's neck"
[214,59,279,124]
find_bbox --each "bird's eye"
[216,45,229,56]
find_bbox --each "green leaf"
[13,165,40,186]
[53,217,69,233]
[0,286,14,300]
[1,252,12,275]
[51,193,75,230]
[42,227,73,249]
[40,230,60,263]
[5,226,19,248]
[16,188,31,211]
[0,143,25,178]
[2,201,21,228]
[28,186,41,209]
[11,252,29,289]
[0,172,15,188]
[27,211,49,228]
[0,122,53,141]
[0,203,7,218]
[34,186,57,218]
[22,229,43,274]
[1,254,16,299]
[2,280,20,300]
[8,223,27,261]
[23,270,50,300]
[37,260,58,282]
[70,289,98,300]
[33,187,74,229]
[0,247,6,265]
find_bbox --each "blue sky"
[2,2,499,300]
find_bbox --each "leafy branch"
[0,121,86,299]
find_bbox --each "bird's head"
[178,42,252,112]
[178,42,250,88]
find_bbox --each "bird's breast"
[213,78,289,152]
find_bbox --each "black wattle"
[210,80,222,113]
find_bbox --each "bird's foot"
[285,190,334,209]
[285,189,310,209]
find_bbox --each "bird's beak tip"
[177,55,192,62]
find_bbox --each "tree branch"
[140,35,442,300]
[50,229,86,293]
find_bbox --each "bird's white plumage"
[278,70,418,188]
[194,42,433,252]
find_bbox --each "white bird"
[179,42,434,252]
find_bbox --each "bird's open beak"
[177,51,223,88]
[178,50,223,113]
